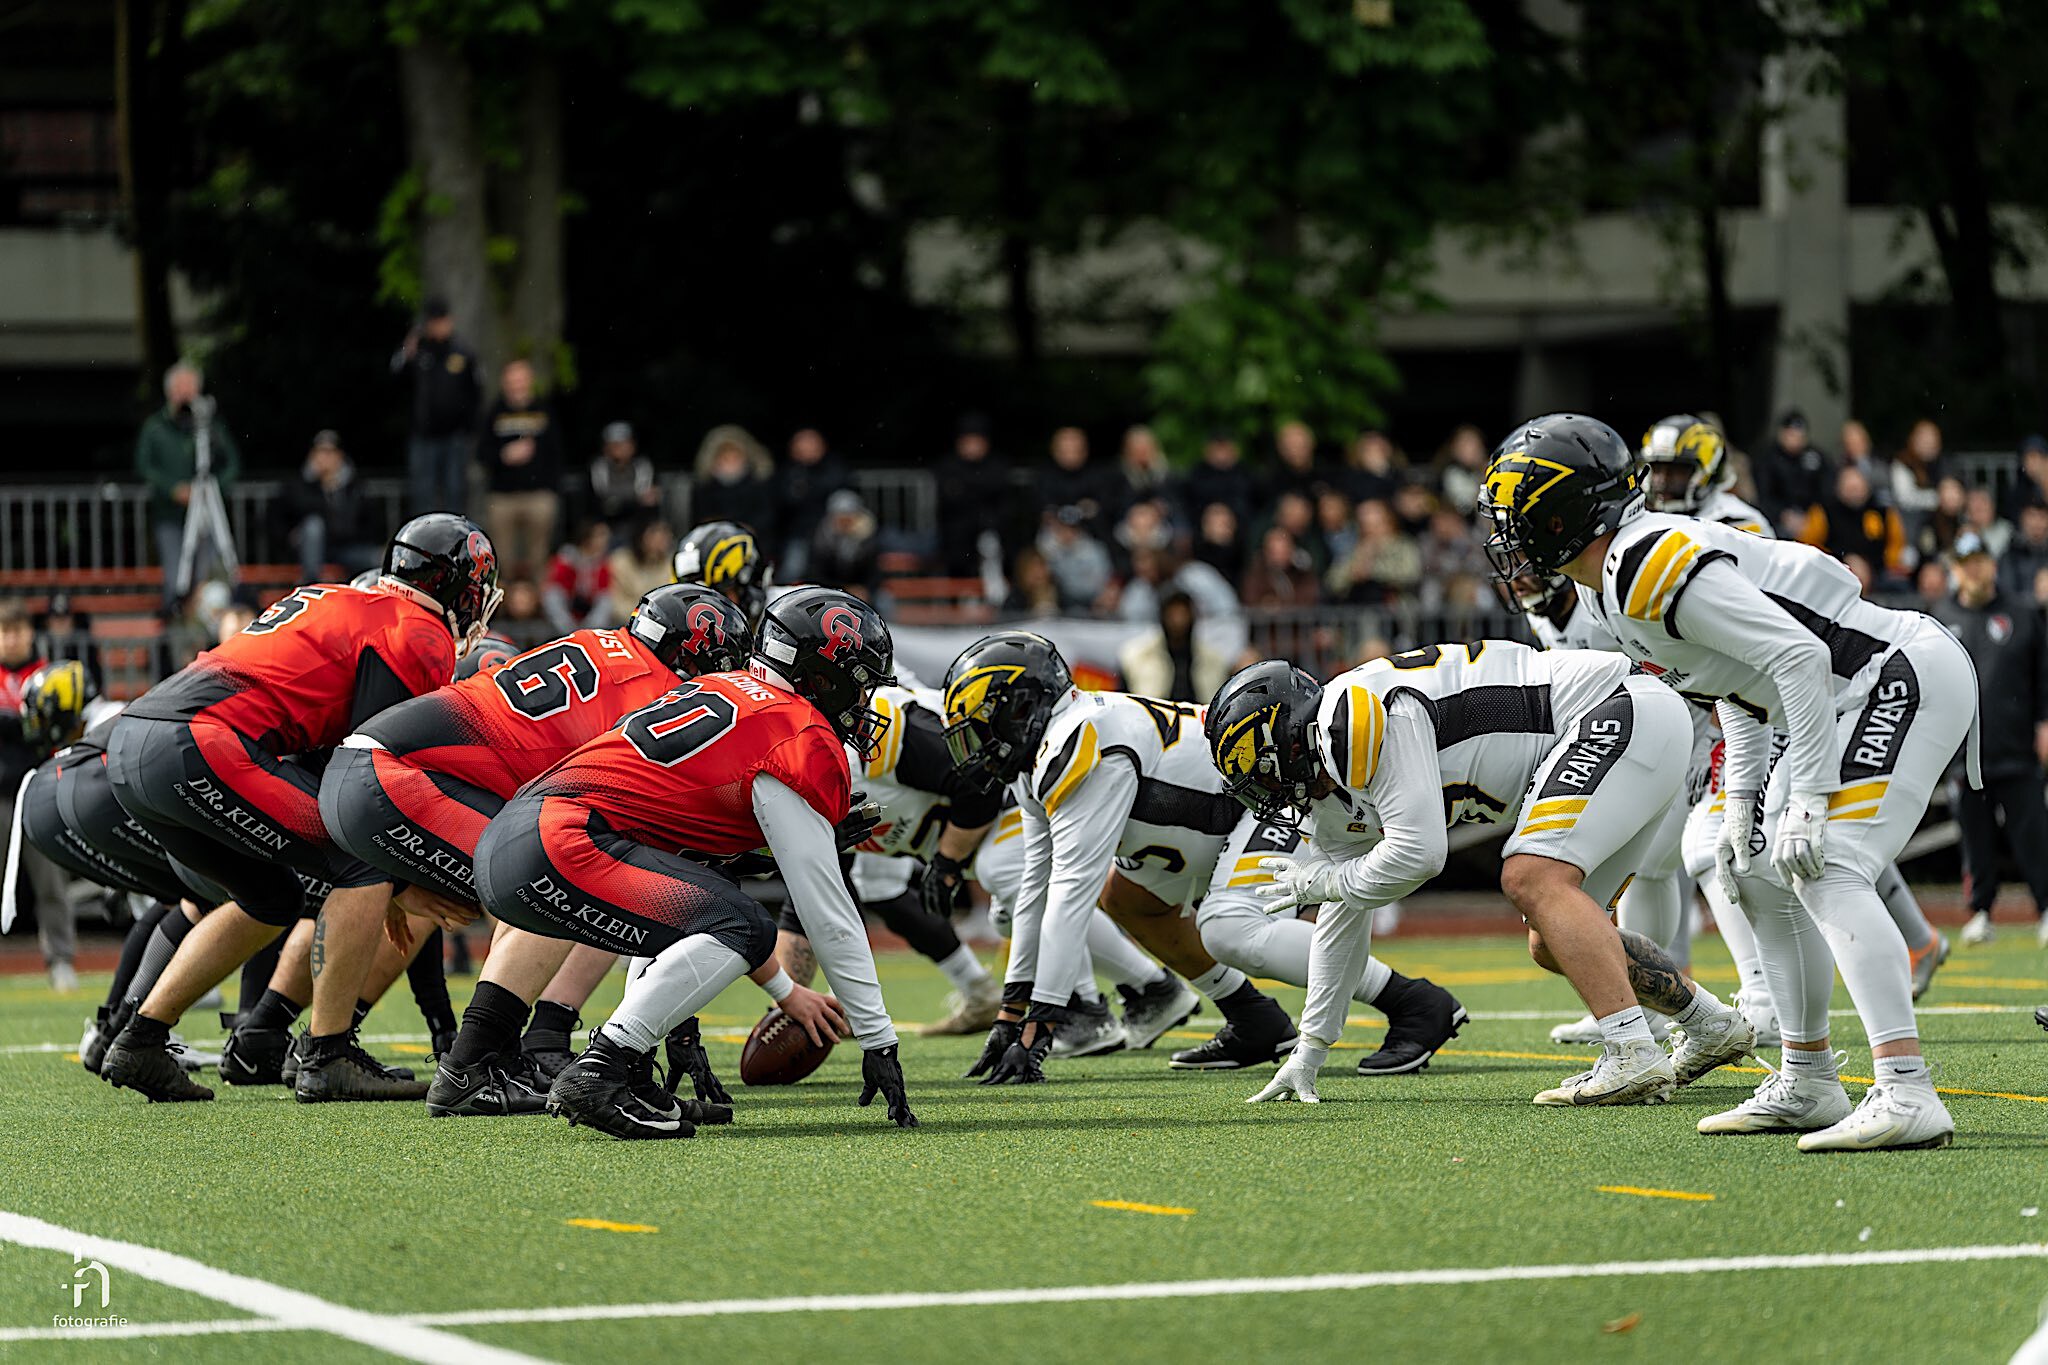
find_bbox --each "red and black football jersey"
[355,627,677,798]
[123,584,454,755]
[524,670,850,856]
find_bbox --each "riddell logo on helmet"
[819,605,865,661]
[682,602,726,652]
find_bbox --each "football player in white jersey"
[1481,412,1980,1151]
[1217,646,1755,1108]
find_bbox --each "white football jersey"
[846,683,998,859]
[1526,583,1623,653]
[1308,639,1631,836]
[1581,509,1910,724]
[1699,489,1773,538]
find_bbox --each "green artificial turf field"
[2,928,2045,1363]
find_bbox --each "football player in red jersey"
[98,514,499,1102]
[475,585,918,1138]
[291,584,757,1104]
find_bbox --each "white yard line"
[4,1242,2045,1343]
[0,1211,551,1363]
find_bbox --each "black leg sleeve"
[238,935,285,1017]
[407,928,456,1034]
[864,890,964,964]
[105,902,172,1009]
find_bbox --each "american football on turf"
[740,1006,835,1085]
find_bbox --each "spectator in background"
[1325,499,1419,605]
[1118,590,1228,705]
[34,595,100,695]
[393,297,481,515]
[1915,476,1968,567]
[777,428,848,578]
[1839,419,1880,478]
[1265,421,1324,505]
[1390,479,1436,537]
[2010,435,2048,521]
[1040,427,1113,533]
[1183,430,1256,528]
[1966,485,2014,559]
[1112,498,1175,574]
[1803,464,1907,588]
[1999,503,2048,606]
[285,430,380,585]
[1117,546,1240,627]
[1271,492,1322,572]
[1753,409,1831,537]
[1890,418,1947,526]
[1002,545,1060,617]
[1419,507,1490,610]
[137,362,242,612]
[1037,505,1114,611]
[690,424,778,542]
[495,578,554,650]
[807,490,881,601]
[1110,425,1175,524]
[1914,559,1950,609]
[607,518,677,624]
[0,603,70,991]
[587,422,660,540]
[1192,502,1244,580]
[1435,423,1488,515]
[543,519,616,634]
[1938,532,2048,947]
[1242,526,1320,609]
[1340,430,1401,505]
[479,359,563,579]
[935,412,1011,577]
[1314,488,1358,566]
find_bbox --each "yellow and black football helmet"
[941,632,1071,791]
[1205,660,1324,821]
[671,520,769,626]
[1641,418,1729,515]
[19,659,96,758]
[1478,413,1640,582]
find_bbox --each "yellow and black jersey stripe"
[864,692,906,780]
[990,806,1026,845]
[1035,721,1101,815]
[1610,529,1729,633]
[1326,684,1389,790]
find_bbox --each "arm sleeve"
[1029,753,1140,1010]
[752,773,896,1048]
[1671,559,1839,795]
[1326,700,1448,907]
[1715,700,1771,797]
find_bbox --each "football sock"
[600,937,748,1054]
[527,1000,579,1039]
[406,929,457,1038]
[1876,864,1935,952]
[105,903,170,1009]
[1782,1046,1838,1078]
[1875,1054,1932,1087]
[1669,983,1730,1030]
[1357,956,1395,1005]
[449,982,531,1069]
[1086,910,1167,988]
[1793,864,1919,1048]
[1190,962,1249,1002]
[353,999,373,1029]
[129,908,198,1006]
[241,989,301,1032]
[865,891,965,962]
[1595,1006,1654,1048]
[237,936,283,1019]
[934,944,989,992]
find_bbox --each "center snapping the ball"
[740,1006,835,1085]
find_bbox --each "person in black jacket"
[1181,429,1258,529]
[392,298,482,515]
[777,428,849,577]
[285,431,383,582]
[1938,532,2048,945]
[934,412,1012,577]
[477,360,563,580]
[1750,410,1832,537]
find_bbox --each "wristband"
[761,968,795,1003]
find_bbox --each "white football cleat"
[1797,1081,1954,1152]
[1732,987,1782,1048]
[1669,1007,1758,1086]
[1961,911,1995,946]
[1532,1040,1675,1107]
[1549,1012,1667,1046]
[1698,1063,1851,1134]
[1909,932,1949,1001]
[167,1030,222,1072]
[2036,915,2048,950]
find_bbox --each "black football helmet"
[752,585,895,758]
[454,635,519,681]
[1641,418,1728,514]
[1478,413,1641,583]
[18,659,96,757]
[1205,660,1324,821]
[629,583,751,678]
[941,632,1072,791]
[672,520,769,626]
[382,513,503,655]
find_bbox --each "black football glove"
[965,1018,1022,1079]
[920,853,968,920]
[858,1043,918,1127]
[979,1028,1054,1086]
[662,1016,732,1106]
[835,795,882,852]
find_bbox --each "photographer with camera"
[136,363,242,612]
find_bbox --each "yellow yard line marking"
[1443,1046,1591,1064]
[1597,1186,1715,1202]
[390,1043,431,1055]
[565,1219,659,1233]
[1091,1200,1194,1217]
[1938,975,2048,990]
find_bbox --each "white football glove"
[1247,1039,1330,1104]
[1773,790,1829,885]
[1250,855,1343,914]
[1713,791,1757,905]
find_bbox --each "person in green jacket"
[135,362,241,610]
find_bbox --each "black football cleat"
[1117,974,1200,1050]
[1168,1018,1299,1071]
[84,1000,137,1076]
[1355,975,1469,1076]
[426,1052,549,1117]
[80,1004,115,1076]
[2036,1005,2047,1033]
[280,1032,306,1087]
[293,1033,430,1103]
[218,1025,292,1086]
[547,1033,699,1139]
[102,1029,214,1102]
